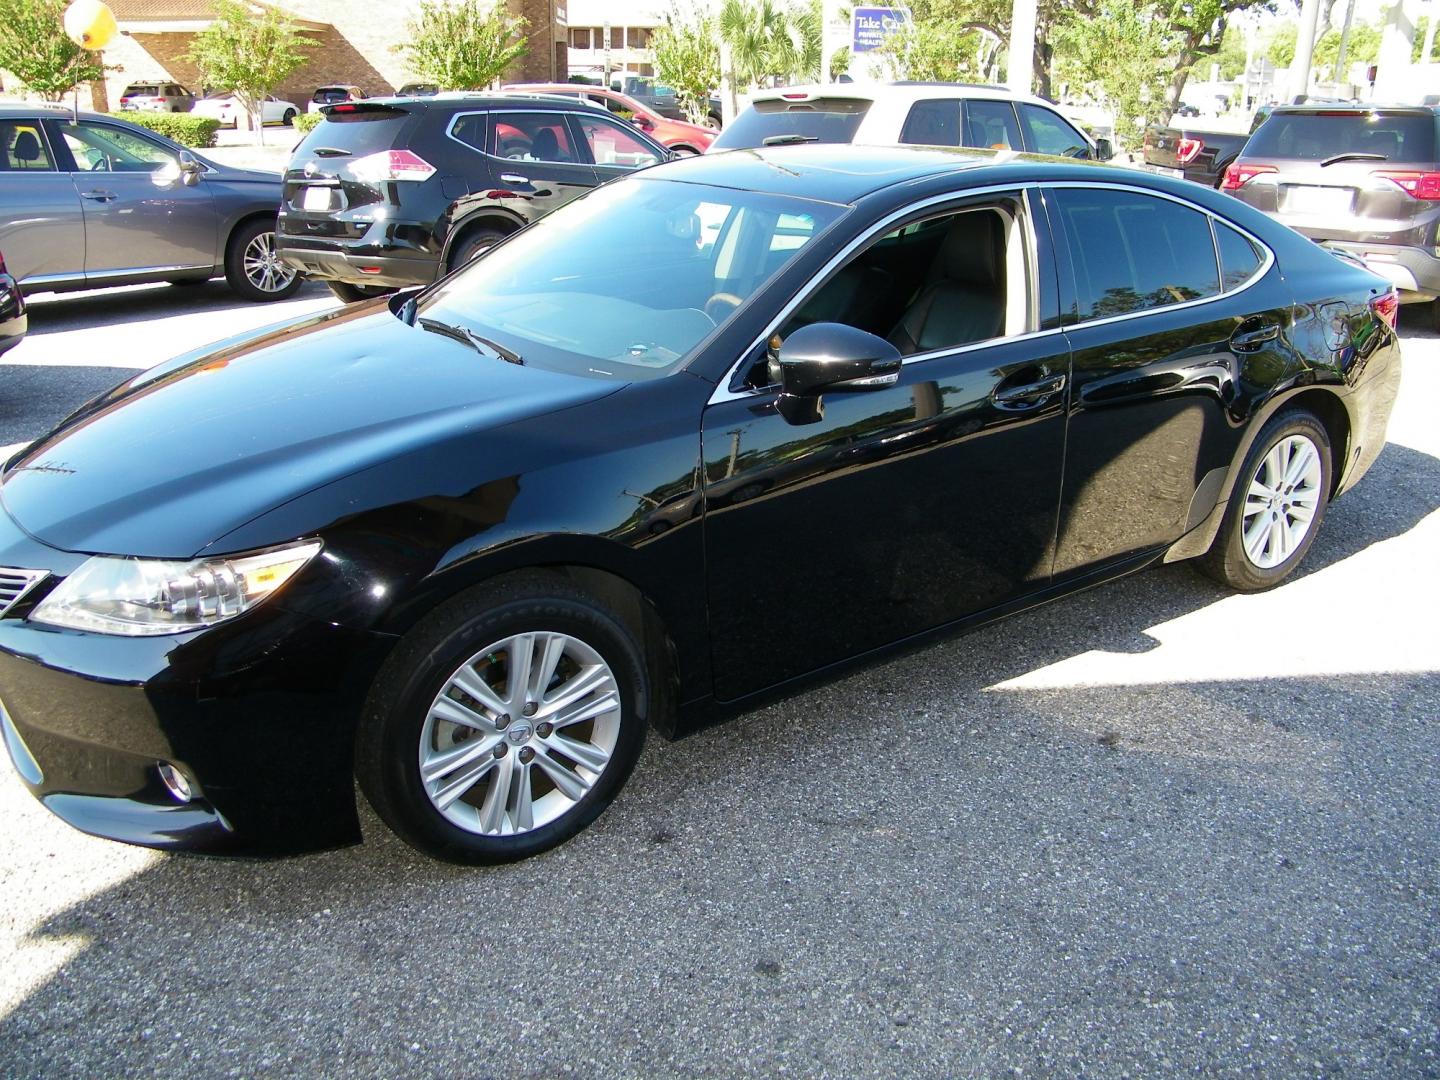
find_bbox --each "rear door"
[0,119,86,285]
[961,100,1023,150]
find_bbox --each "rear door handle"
[79,190,117,202]
[994,373,1067,408]
[1231,323,1280,351]
[498,173,530,184]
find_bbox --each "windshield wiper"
[310,147,350,157]
[1320,152,1387,166]
[762,134,819,146]
[418,317,523,365]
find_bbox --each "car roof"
[746,81,1055,109]
[359,92,606,112]
[0,102,76,118]
[1267,103,1440,115]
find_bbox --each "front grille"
[0,568,48,617]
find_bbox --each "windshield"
[1246,111,1437,162]
[416,178,846,380]
[711,98,871,150]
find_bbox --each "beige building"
[564,0,666,82]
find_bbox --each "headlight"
[30,540,321,636]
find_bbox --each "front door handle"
[993,372,1067,408]
[1231,322,1280,352]
[498,173,530,184]
[79,190,118,202]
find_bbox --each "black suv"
[277,94,670,302]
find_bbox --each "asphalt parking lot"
[1,284,1437,1078]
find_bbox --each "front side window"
[416,178,845,379]
[488,112,577,163]
[1052,187,1221,321]
[899,100,962,147]
[963,100,1021,150]
[1017,104,1088,157]
[574,114,661,168]
[1,122,54,171]
[57,121,175,173]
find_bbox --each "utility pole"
[1290,0,1324,102]
[1008,0,1038,94]
[1335,0,1359,87]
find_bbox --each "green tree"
[1316,21,1380,80]
[185,0,310,145]
[1055,0,1177,148]
[717,0,816,115]
[0,0,105,101]
[875,20,987,81]
[1263,20,1296,68]
[397,0,528,93]
[652,5,721,124]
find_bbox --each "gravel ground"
[0,295,1436,1078]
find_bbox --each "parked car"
[709,83,1111,159]
[1221,103,1440,325]
[0,250,25,357]
[0,146,1400,864]
[0,105,303,302]
[503,82,715,155]
[192,92,300,128]
[117,82,195,113]
[308,85,368,113]
[613,76,722,129]
[395,83,440,97]
[1141,124,1252,187]
[276,94,670,302]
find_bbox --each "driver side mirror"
[775,322,902,425]
[178,149,203,186]
[1091,137,1114,161]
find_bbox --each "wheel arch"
[439,209,526,272]
[223,209,280,262]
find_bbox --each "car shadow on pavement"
[1,442,1437,1076]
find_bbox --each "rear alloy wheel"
[326,281,394,303]
[356,576,648,864]
[225,219,302,302]
[1198,410,1331,591]
[449,228,507,271]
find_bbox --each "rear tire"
[282,108,296,126]
[326,280,395,303]
[1197,410,1331,592]
[448,228,507,271]
[355,574,649,864]
[224,218,302,302]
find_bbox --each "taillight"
[1221,163,1277,190]
[350,149,436,183]
[1374,170,1440,199]
[1176,136,1203,164]
[1371,289,1399,329]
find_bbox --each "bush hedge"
[109,111,221,148]
[293,112,322,135]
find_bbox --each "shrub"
[110,111,221,148]
[293,111,322,135]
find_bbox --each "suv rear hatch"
[1225,108,1440,246]
[709,94,872,150]
[281,103,426,242]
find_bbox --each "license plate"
[1284,185,1353,215]
[302,186,332,211]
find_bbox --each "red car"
[502,84,716,156]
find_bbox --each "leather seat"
[531,127,568,162]
[10,130,44,170]
[888,212,1005,355]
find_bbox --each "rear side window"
[487,112,578,163]
[0,122,54,171]
[1215,222,1264,290]
[964,100,1021,150]
[1017,104,1088,157]
[709,97,871,150]
[1246,112,1437,162]
[900,100,962,147]
[1053,188,1220,321]
[292,105,411,158]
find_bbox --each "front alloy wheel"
[225,218,303,302]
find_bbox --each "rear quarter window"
[1215,222,1264,290]
[710,98,871,150]
[1246,112,1437,162]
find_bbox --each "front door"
[49,118,218,280]
[702,194,1070,702]
[475,110,598,221]
[0,119,86,285]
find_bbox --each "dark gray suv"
[0,105,301,302]
[1223,104,1440,325]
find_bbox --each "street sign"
[852,6,909,53]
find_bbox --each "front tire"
[1198,410,1331,591]
[356,575,649,864]
[282,108,296,126]
[224,218,302,302]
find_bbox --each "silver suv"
[1223,104,1440,325]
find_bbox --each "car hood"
[1,304,621,559]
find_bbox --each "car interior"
[0,124,51,171]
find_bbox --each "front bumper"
[1316,241,1440,299]
[0,519,397,855]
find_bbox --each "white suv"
[709,82,1111,160]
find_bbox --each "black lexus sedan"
[0,147,1401,865]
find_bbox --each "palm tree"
[719,0,801,118]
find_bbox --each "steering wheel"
[703,292,743,323]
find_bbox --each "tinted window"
[1053,188,1220,321]
[294,106,410,158]
[710,98,871,150]
[488,112,577,163]
[963,100,1021,150]
[0,122,54,171]
[574,114,661,168]
[900,100,962,147]
[1017,104,1088,157]
[1215,221,1263,290]
[58,121,175,172]
[1246,111,1437,162]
